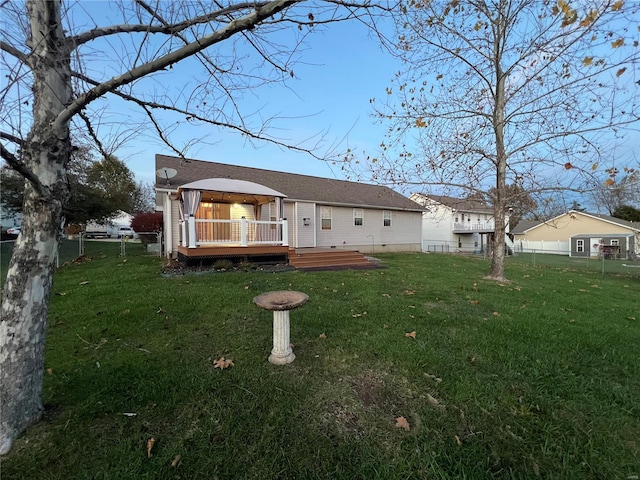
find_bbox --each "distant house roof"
[511,210,640,235]
[510,220,541,235]
[572,233,635,238]
[155,155,424,212]
[412,193,493,214]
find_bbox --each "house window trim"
[610,239,619,246]
[577,239,584,253]
[383,210,392,227]
[353,208,364,227]
[321,206,332,230]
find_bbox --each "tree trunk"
[486,7,508,282]
[0,0,72,454]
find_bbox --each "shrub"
[131,211,163,233]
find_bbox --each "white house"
[155,155,424,263]
[410,193,511,254]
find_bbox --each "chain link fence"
[1,233,163,284]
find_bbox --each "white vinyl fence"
[514,240,570,256]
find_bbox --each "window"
[454,216,459,223]
[353,208,364,226]
[577,239,584,253]
[383,210,392,227]
[321,206,332,230]
[610,239,619,246]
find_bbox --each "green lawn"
[2,252,639,479]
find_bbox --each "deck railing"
[453,222,495,232]
[181,218,288,248]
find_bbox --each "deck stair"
[289,248,378,271]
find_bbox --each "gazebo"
[175,178,289,264]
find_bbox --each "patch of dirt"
[42,403,63,422]
[348,370,405,414]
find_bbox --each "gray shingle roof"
[413,193,493,214]
[510,220,541,234]
[155,155,424,211]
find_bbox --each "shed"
[570,233,635,259]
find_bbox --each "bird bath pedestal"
[253,290,309,365]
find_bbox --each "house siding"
[514,214,637,241]
[284,202,295,247]
[168,196,181,257]
[294,202,316,248]
[570,235,634,259]
[315,205,421,252]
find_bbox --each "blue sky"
[92,15,402,185]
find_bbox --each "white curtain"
[181,190,201,246]
[182,190,201,217]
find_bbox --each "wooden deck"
[289,248,378,271]
[177,245,289,265]
[176,245,379,270]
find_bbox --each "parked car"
[7,227,21,236]
[115,226,135,238]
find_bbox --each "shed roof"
[156,155,423,212]
[571,233,634,239]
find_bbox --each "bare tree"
[0,0,389,454]
[587,165,640,214]
[359,0,639,280]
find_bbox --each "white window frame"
[321,206,332,230]
[577,239,584,253]
[610,239,619,246]
[353,208,364,226]
[383,210,392,227]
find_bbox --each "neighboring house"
[155,155,424,261]
[511,210,640,258]
[410,193,510,254]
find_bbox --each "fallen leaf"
[470,300,479,305]
[408,305,416,309]
[455,435,462,445]
[46,368,53,375]
[427,394,444,410]
[382,293,391,298]
[472,283,478,292]
[147,437,155,458]
[383,324,389,329]
[405,331,416,339]
[213,357,234,369]
[469,356,476,363]
[319,333,327,339]
[424,373,442,383]
[395,416,410,431]
[156,308,165,314]
[492,311,500,317]
[404,290,415,295]
[122,412,137,417]
[79,281,89,285]
[170,454,181,468]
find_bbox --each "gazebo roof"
[178,178,286,198]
